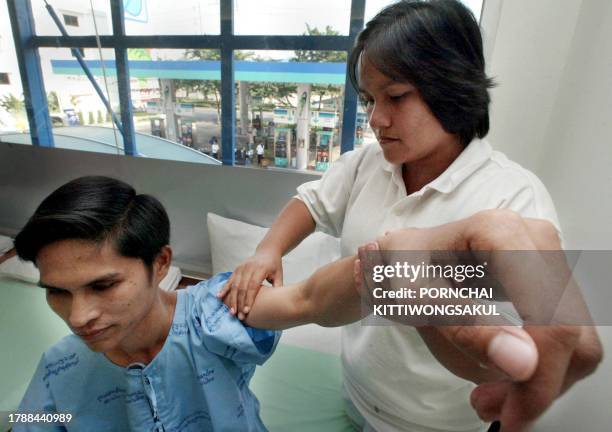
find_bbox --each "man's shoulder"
[44,334,89,358]
[37,335,95,384]
[184,273,231,304]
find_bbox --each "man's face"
[36,239,159,353]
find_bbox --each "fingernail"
[238,313,244,320]
[243,306,250,313]
[366,242,378,250]
[488,332,537,381]
[230,308,236,315]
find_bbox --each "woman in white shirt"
[222,1,562,431]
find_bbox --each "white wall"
[486,0,583,172]
[537,0,612,250]
[484,0,612,249]
[0,143,318,275]
[483,0,612,430]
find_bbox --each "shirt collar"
[378,138,493,195]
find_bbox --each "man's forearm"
[303,256,362,327]
[243,256,362,330]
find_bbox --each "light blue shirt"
[16,272,280,431]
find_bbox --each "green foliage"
[127,48,152,61]
[88,111,95,124]
[97,110,104,123]
[77,111,84,124]
[249,82,297,108]
[0,94,25,113]
[293,24,346,109]
[47,91,60,112]
[293,24,347,63]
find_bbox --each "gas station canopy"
[51,60,347,85]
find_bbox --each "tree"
[293,24,346,111]
[293,24,347,63]
[179,49,222,122]
[0,94,25,113]
[47,91,60,113]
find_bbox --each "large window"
[2,0,483,170]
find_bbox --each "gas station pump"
[274,127,292,167]
[150,118,166,138]
[178,119,196,147]
[315,130,334,171]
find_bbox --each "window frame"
[62,14,79,27]
[6,0,366,164]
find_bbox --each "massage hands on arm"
[220,209,602,431]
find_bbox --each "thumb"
[443,326,539,382]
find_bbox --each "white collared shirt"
[296,139,560,432]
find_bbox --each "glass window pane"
[34,47,124,155]
[0,5,25,132]
[127,48,222,164]
[31,0,112,36]
[234,0,351,36]
[234,50,345,172]
[124,1,220,35]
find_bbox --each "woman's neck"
[402,142,464,195]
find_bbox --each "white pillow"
[0,235,39,283]
[207,212,341,285]
[206,213,343,355]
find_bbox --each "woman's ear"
[153,245,173,285]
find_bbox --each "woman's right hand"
[218,249,284,320]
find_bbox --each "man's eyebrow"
[38,281,61,290]
[85,273,122,287]
[38,273,122,290]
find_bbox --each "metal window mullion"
[110,0,137,155]
[7,0,54,147]
[340,0,366,154]
[220,0,234,165]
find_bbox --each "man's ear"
[153,245,172,285]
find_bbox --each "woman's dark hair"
[15,176,170,268]
[348,0,494,145]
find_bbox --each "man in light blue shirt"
[12,176,359,432]
[18,273,277,432]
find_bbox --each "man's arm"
[228,256,361,330]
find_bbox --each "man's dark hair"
[348,0,494,146]
[15,176,170,268]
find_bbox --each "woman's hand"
[218,248,284,320]
[356,210,602,431]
